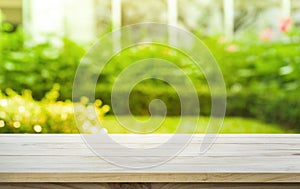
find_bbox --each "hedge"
[1,24,300,131]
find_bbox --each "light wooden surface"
[0,134,300,183]
[1,183,300,189]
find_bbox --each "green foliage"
[206,30,300,130]
[101,115,295,134]
[1,23,300,132]
[0,84,110,133]
[96,83,211,116]
[95,44,210,116]
[0,24,85,100]
[99,44,204,86]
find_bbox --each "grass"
[101,116,296,134]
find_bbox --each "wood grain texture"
[0,134,300,183]
[0,183,300,189]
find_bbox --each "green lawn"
[101,116,296,134]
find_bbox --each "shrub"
[209,29,300,130]
[0,25,85,100]
[96,84,211,116]
[0,84,110,133]
[1,24,300,131]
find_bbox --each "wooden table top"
[1,134,300,183]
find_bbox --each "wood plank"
[1,173,300,183]
[0,134,300,183]
[1,134,300,144]
[0,183,300,189]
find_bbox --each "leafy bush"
[0,84,110,133]
[1,23,300,131]
[0,25,85,100]
[207,29,300,130]
[96,84,211,116]
[94,44,210,116]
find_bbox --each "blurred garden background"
[0,0,300,133]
